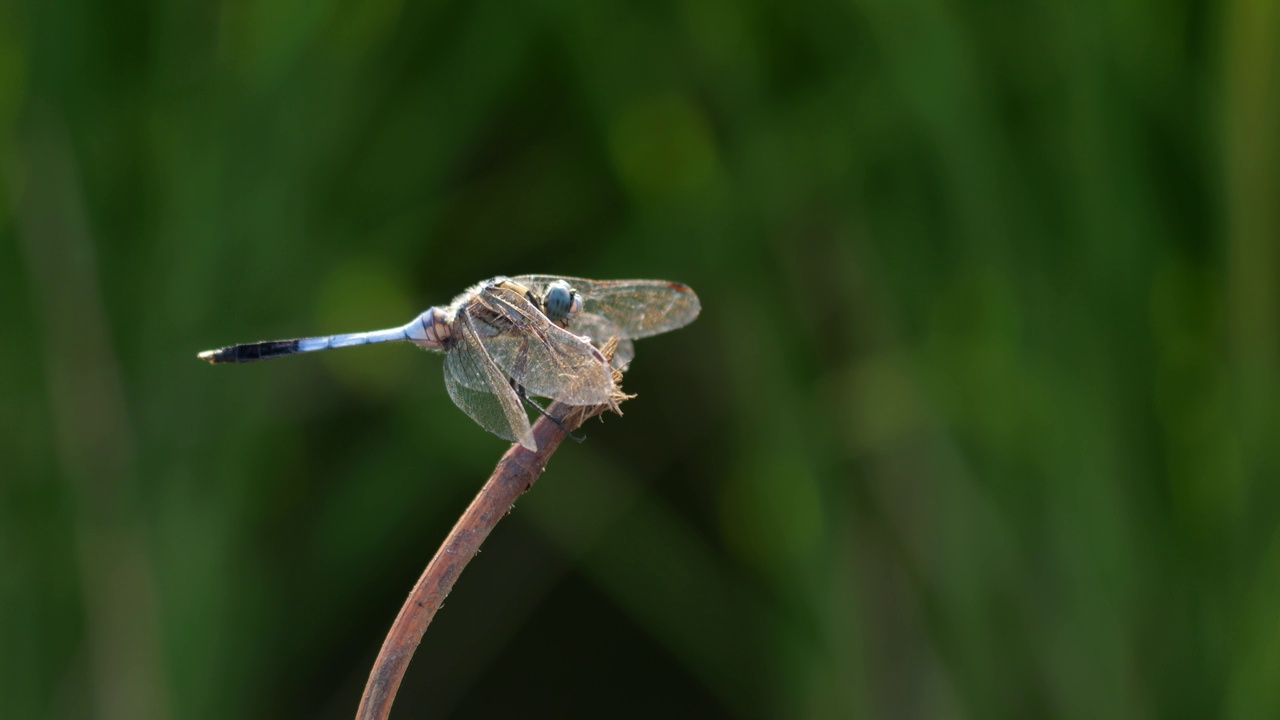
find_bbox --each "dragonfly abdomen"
[199,340,301,364]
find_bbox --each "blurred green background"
[3,0,1279,717]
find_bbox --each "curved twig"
[355,351,626,720]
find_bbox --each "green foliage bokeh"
[2,0,1278,718]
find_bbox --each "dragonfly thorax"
[406,307,452,350]
[486,277,583,328]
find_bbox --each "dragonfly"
[198,275,701,450]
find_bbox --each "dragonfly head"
[406,307,453,350]
[542,280,583,326]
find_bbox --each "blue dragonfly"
[198,275,701,450]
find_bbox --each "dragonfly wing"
[468,284,615,405]
[567,312,635,370]
[512,276,701,340]
[443,311,536,450]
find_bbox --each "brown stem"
[355,375,625,720]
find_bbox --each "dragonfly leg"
[512,380,586,443]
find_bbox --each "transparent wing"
[569,312,635,370]
[443,311,536,450]
[512,275,701,340]
[464,285,615,405]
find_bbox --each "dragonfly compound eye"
[543,281,578,325]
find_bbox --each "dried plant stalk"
[355,345,626,720]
